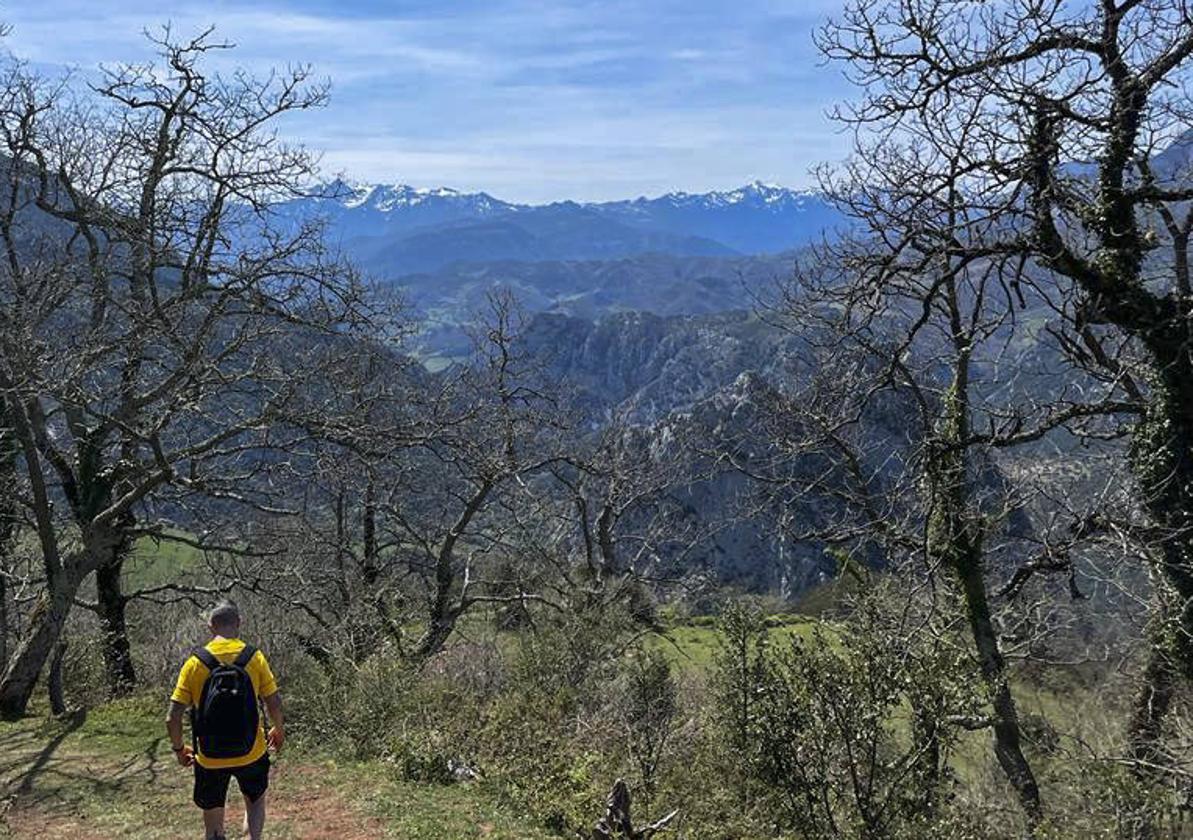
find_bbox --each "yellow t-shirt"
[171,638,278,769]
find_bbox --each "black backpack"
[190,645,260,759]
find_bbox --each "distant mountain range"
[269,180,842,354]
[275,180,843,277]
[276,127,1193,281]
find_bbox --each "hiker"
[166,600,285,840]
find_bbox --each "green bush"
[712,597,992,839]
[387,732,456,784]
[288,650,417,759]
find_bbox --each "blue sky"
[0,0,852,203]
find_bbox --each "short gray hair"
[207,599,241,629]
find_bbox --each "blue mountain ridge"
[272,180,845,276]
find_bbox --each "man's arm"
[165,700,194,767]
[263,691,285,752]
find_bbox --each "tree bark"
[413,611,461,663]
[0,502,11,668]
[411,479,493,663]
[362,479,379,586]
[95,554,136,697]
[1126,641,1177,839]
[909,697,943,818]
[47,639,68,717]
[1124,349,1193,770]
[1129,642,1176,768]
[0,569,8,670]
[0,568,78,719]
[929,416,1042,827]
[592,779,678,840]
[0,401,16,671]
[929,275,1043,830]
[955,555,1043,828]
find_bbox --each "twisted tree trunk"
[0,565,80,719]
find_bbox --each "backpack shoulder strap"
[192,646,220,671]
[232,644,258,669]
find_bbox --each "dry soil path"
[0,712,387,839]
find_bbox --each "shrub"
[621,649,678,800]
[288,649,417,760]
[712,596,987,839]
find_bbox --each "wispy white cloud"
[0,0,853,201]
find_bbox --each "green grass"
[651,613,823,673]
[69,693,166,752]
[124,532,203,589]
[327,761,557,839]
[0,694,556,839]
[9,529,202,600]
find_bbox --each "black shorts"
[193,754,270,810]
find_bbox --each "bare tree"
[0,29,369,717]
[759,136,1142,825]
[815,0,1193,804]
[235,292,573,666]
[0,397,19,669]
[538,420,702,621]
[379,293,570,662]
[250,292,710,674]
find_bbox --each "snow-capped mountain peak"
[315,179,510,214]
[623,181,820,212]
[286,177,840,261]
[321,179,822,214]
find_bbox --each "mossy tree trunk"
[926,288,1043,830]
[1125,347,1193,773]
[0,398,16,671]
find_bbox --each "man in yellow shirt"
[167,600,285,840]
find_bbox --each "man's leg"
[242,792,266,839]
[234,755,271,839]
[194,763,232,839]
[202,806,227,839]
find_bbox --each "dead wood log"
[592,778,678,840]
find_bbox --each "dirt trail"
[255,764,389,840]
[0,714,387,839]
[4,771,387,840]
